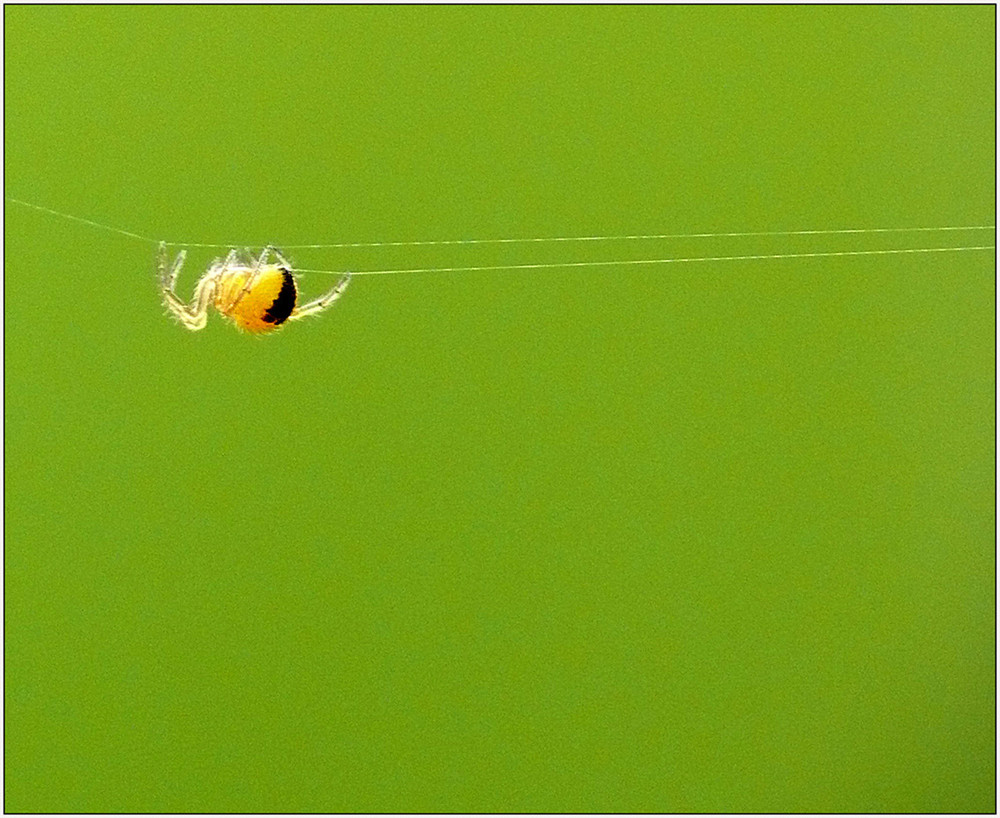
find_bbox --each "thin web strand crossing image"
[6,197,996,277]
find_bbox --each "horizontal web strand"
[296,245,996,277]
[6,197,159,243]
[7,199,996,269]
[165,224,997,250]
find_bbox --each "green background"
[4,6,995,813]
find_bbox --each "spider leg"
[159,245,226,331]
[270,247,294,270]
[226,246,273,313]
[250,246,297,277]
[157,241,169,283]
[215,249,240,285]
[288,272,352,321]
[255,246,279,267]
[169,253,185,289]
[158,242,187,290]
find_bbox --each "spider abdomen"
[214,267,298,333]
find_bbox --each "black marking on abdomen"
[263,270,297,325]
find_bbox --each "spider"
[158,241,351,333]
